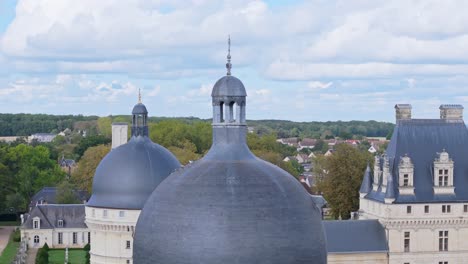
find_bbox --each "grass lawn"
[0,230,20,264]
[0,221,20,226]
[49,249,86,264]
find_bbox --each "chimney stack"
[440,104,463,120]
[395,104,412,122]
[112,122,128,149]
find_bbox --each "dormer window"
[58,219,64,228]
[433,150,454,195]
[399,155,414,195]
[33,217,40,229]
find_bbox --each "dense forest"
[0,113,395,139]
[0,114,98,136]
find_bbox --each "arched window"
[34,235,39,244]
[219,102,224,122]
[229,101,235,122]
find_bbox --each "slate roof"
[365,118,468,203]
[29,187,89,210]
[359,164,372,194]
[323,220,388,253]
[22,204,87,229]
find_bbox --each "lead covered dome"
[87,100,181,209]
[134,42,327,264]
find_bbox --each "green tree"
[97,116,112,137]
[72,144,110,192]
[315,144,371,219]
[56,181,80,204]
[75,135,111,160]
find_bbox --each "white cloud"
[147,86,161,97]
[265,62,468,80]
[307,81,333,90]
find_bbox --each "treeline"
[0,114,98,136]
[249,120,395,139]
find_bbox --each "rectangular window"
[58,220,63,228]
[439,262,448,264]
[92,209,95,217]
[442,205,447,213]
[33,220,39,229]
[103,210,108,218]
[88,232,91,243]
[404,232,410,252]
[464,205,468,213]
[443,205,451,213]
[403,174,409,186]
[424,205,429,213]
[438,169,449,186]
[73,232,78,244]
[58,232,63,244]
[407,206,412,214]
[439,230,448,251]
[126,240,131,249]
[119,211,125,217]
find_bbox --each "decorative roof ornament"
[226,35,232,76]
[138,88,142,104]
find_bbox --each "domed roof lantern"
[212,36,247,128]
[134,37,327,264]
[131,89,149,137]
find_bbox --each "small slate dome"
[87,100,180,209]
[212,75,247,97]
[134,43,327,263]
[132,103,148,115]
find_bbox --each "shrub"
[35,243,50,264]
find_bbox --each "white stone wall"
[86,206,140,264]
[21,228,89,248]
[360,197,468,264]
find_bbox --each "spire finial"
[138,88,142,104]
[226,35,232,76]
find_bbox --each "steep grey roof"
[87,136,180,210]
[211,75,247,97]
[132,103,148,115]
[323,220,388,253]
[359,164,372,194]
[385,172,396,199]
[22,204,86,229]
[365,118,468,203]
[29,187,88,210]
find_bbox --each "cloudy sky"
[1,0,467,122]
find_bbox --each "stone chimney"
[395,104,412,122]
[112,122,128,149]
[440,104,463,120]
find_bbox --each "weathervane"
[226,35,232,76]
[138,88,142,104]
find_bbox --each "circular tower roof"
[132,103,148,115]
[134,150,327,263]
[211,75,247,97]
[87,136,180,210]
[134,40,326,262]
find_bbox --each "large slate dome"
[134,46,327,264]
[87,102,180,210]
